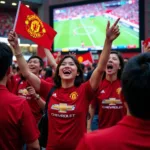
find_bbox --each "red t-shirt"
[45,77,54,84]
[76,115,150,150]
[7,74,21,92]
[96,79,126,129]
[13,79,42,124]
[0,84,39,150]
[39,80,96,150]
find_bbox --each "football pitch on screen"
[54,16,139,50]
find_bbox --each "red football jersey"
[39,80,96,150]
[0,84,39,150]
[76,116,150,150]
[15,80,42,123]
[7,74,21,92]
[45,77,54,84]
[97,79,126,129]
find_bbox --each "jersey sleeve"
[39,79,54,100]
[20,100,39,144]
[82,81,99,102]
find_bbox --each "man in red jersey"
[12,56,45,124]
[76,52,150,150]
[7,66,21,92]
[0,42,40,150]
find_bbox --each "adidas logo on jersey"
[100,90,105,94]
[52,93,57,97]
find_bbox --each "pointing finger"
[106,21,110,30]
[113,18,120,27]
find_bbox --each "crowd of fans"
[0,13,15,37]
[54,0,138,25]
[111,1,139,24]
[1,20,150,149]
[0,1,138,37]
[1,0,150,150]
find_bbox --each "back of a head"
[45,67,53,78]
[121,53,150,120]
[0,42,13,81]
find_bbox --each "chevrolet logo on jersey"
[51,103,75,113]
[102,98,122,105]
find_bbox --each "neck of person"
[106,73,118,82]
[0,76,7,86]
[61,79,74,88]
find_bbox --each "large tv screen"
[50,0,143,52]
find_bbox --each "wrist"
[14,52,23,58]
[105,37,113,43]
[34,94,40,100]
[12,44,20,51]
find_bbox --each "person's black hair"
[44,67,53,79]
[12,64,16,70]
[121,52,150,120]
[102,51,124,79]
[54,55,84,87]
[80,63,85,71]
[27,55,44,67]
[87,66,92,71]
[16,66,20,72]
[92,62,97,69]
[0,42,13,80]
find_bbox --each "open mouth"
[107,64,113,69]
[29,67,35,70]
[63,70,71,75]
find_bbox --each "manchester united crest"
[70,92,78,101]
[116,87,121,95]
[25,15,46,38]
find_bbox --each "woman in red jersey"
[8,18,120,150]
[87,51,127,131]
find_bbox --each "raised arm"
[44,48,57,71]
[55,51,61,64]
[8,31,41,92]
[90,18,120,91]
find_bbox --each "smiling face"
[59,57,78,81]
[106,53,121,76]
[27,58,42,75]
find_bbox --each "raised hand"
[143,43,150,53]
[27,86,36,96]
[106,18,120,42]
[8,31,19,49]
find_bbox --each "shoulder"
[5,90,26,105]
[2,91,30,117]
[84,125,122,146]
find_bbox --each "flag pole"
[13,1,21,31]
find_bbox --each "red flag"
[143,38,150,47]
[37,46,48,67]
[14,2,57,49]
[37,45,45,58]
[76,52,93,64]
